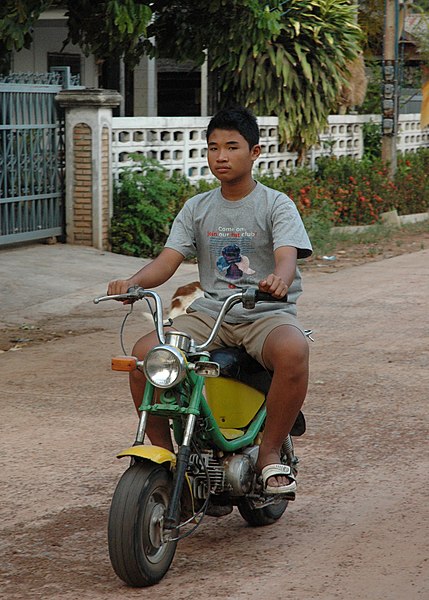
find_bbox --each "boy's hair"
[206,106,259,149]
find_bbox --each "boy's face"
[207,128,261,184]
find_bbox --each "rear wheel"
[237,437,295,526]
[108,462,177,587]
[237,496,288,526]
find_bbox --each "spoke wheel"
[108,462,177,587]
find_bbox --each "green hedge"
[110,150,429,257]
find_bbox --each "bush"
[362,121,382,161]
[110,151,428,257]
[393,150,429,215]
[110,157,193,257]
[314,156,391,225]
[357,61,382,115]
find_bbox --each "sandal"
[260,464,296,496]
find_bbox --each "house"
[10,7,209,118]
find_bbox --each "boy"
[107,106,312,496]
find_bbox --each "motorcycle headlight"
[143,345,187,388]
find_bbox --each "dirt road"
[1,246,428,600]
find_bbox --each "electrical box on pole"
[381,0,399,178]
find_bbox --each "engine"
[187,449,257,500]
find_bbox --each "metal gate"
[0,72,67,246]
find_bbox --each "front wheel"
[108,462,177,587]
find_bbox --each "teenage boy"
[107,106,312,495]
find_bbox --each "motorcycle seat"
[210,347,271,395]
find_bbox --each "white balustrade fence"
[112,114,429,182]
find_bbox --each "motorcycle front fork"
[133,410,148,445]
[134,409,196,532]
[164,413,196,530]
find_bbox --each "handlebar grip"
[254,290,288,303]
[242,288,288,309]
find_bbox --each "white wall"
[111,114,429,182]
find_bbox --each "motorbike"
[94,286,312,587]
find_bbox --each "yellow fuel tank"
[205,377,265,429]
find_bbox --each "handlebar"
[93,286,287,350]
[94,287,167,342]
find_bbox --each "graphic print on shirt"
[208,226,259,287]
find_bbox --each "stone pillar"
[56,89,121,250]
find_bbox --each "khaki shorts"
[171,311,305,368]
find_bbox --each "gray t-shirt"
[165,181,312,323]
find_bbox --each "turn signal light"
[111,356,138,372]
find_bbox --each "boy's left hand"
[258,274,288,299]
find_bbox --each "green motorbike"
[94,286,310,587]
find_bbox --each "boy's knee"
[281,343,308,373]
[265,326,308,365]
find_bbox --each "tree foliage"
[357,0,385,56]
[0,0,153,65]
[65,0,152,66]
[0,0,51,60]
[149,0,363,153]
[1,0,363,154]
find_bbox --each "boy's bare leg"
[129,331,174,452]
[257,325,309,488]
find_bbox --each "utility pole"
[381,0,399,178]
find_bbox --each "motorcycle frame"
[95,287,284,532]
[138,364,266,453]
[128,357,267,530]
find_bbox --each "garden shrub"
[362,121,382,161]
[110,156,193,257]
[110,150,428,257]
[310,151,428,225]
[314,156,391,225]
[393,150,429,215]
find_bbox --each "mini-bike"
[94,286,311,587]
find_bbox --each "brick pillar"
[56,89,121,250]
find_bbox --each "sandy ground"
[0,242,428,600]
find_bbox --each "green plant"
[110,157,191,257]
[314,155,390,225]
[393,150,429,215]
[362,121,382,161]
[110,150,428,259]
[257,166,315,201]
[152,0,362,159]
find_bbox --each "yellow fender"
[117,444,176,467]
[117,444,196,519]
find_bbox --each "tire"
[237,496,288,526]
[108,462,177,587]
